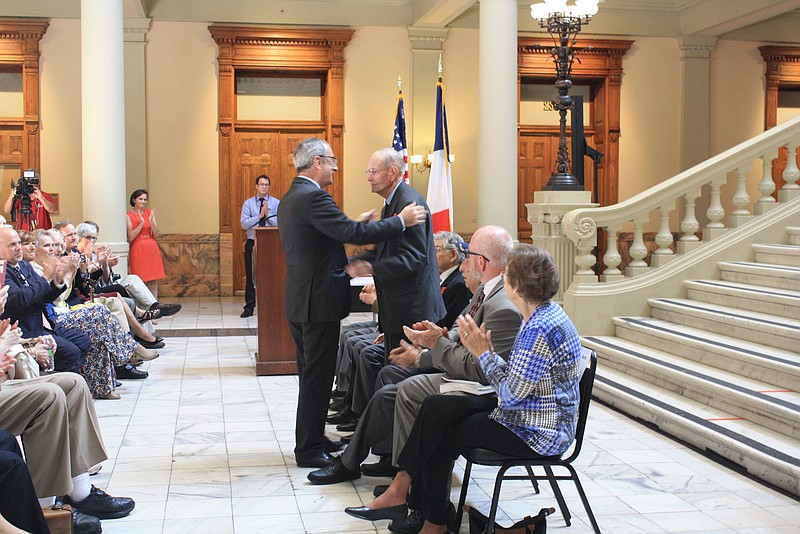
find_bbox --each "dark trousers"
[340,382,397,470]
[52,325,90,373]
[0,430,50,533]
[398,395,534,525]
[289,319,340,460]
[243,239,255,311]
[351,343,386,414]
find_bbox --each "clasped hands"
[387,320,447,369]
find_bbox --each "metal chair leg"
[564,464,601,533]
[543,464,572,526]
[454,460,473,533]
[524,465,540,493]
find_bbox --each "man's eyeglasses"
[257,182,270,187]
[364,168,388,176]
[83,236,98,241]
[320,155,339,166]
[455,240,491,263]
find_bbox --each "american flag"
[392,91,409,183]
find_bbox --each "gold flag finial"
[397,73,402,92]
[438,54,443,78]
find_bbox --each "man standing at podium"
[240,174,280,318]
[278,138,427,469]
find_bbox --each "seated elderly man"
[0,301,134,534]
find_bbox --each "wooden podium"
[254,227,297,375]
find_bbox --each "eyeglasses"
[257,182,270,187]
[364,168,388,176]
[455,240,491,263]
[319,155,338,166]
[83,236,98,241]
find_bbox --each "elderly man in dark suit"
[346,148,445,354]
[277,138,427,469]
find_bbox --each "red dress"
[127,209,165,282]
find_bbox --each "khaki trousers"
[0,373,108,497]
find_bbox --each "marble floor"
[92,297,799,534]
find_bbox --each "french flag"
[427,77,453,232]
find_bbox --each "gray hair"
[35,229,54,247]
[294,138,330,172]
[434,231,466,264]
[373,147,404,175]
[75,222,98,239]
[53,220,73,231]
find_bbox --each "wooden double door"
[231,129,327,295]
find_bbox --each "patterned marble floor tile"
[164,497,233,519]
[100,519,166,534]
[163,516,234,534]
[233,513,306,534]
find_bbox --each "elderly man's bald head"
[0,227,22,264]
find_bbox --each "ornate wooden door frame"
[518,37,632,207]
[209,25,353,295]
[0,19,49,171]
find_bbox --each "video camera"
[10,169,40,218]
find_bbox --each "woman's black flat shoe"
[344,504,408,522]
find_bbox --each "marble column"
[678,36,716,171]
[81,0,128,269]
[477,0,518,236]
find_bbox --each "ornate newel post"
[528,190,596,303]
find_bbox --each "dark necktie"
[467,291,485,317]
[11,264,28,286]
[382,202,392,220]
[258,197,266,227]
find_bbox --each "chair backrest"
[562,348,597,463]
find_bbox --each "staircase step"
[788,227,800,245]
[612,316,800,390]
[684,279,800,320]
[648,298,800,351]
[718,261,800,291]
[592,366,800,497]
[584,336,800,440]
[752,243,800,267]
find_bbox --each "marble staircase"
[582,227,800,497]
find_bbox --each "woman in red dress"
[126,189,165,298]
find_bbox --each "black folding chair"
[454,349,600,534]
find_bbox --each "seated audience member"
[54,220,181,319]
[0,322,135,534]
[309,226,521,486]
[0,228,90,374]
[344,244,583,534]
[35,230,164,351]
[432,231,472,331]
[0,429,50,533]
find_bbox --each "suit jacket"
[419,278,522,383]
[278,176,405,323]
[437,268,472,330]
[2,260,64,337]
[357,181,445,335]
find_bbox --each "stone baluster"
[730,164,753,227]
[626,218,650,277]
[678,189,702,254]
[651,203,676,267]
[574,242,598,283]
[756,150,777,211]
[704,176,727,240]
[601,225,624,281]
[779,142,800,202]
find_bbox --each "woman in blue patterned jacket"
[347,244,582,534]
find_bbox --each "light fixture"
[410,151,455,173]
[530,0,599,190]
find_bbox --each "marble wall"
[159,233,221,297]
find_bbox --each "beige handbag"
[9,344,40,380]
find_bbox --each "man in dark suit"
[277,138,428,468]
[346,148,445,353]
[0,227,89,373]
[433,230,472,331]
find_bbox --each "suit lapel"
[473,279,505,324]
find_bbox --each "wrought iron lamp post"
[531,0,599,190]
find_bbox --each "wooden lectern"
[254,227,297,375]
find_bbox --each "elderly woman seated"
[345,244,583,534]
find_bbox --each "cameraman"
[3,171,55,231]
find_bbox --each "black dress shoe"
[324,439,345,453]
[329,397,346,412]
[115,364,148,379]
[296,451,335,468]
[63,485,135,520]
[153,302,182,317]
[327,409,357,425]
[307,457,361,484]
[336,420,358,432]
[240,308,254,318]
[71,508,102,534]
[345,503,408,523]
[373,484,389,498]
[388,509,423,534]
[361,455,398,477]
